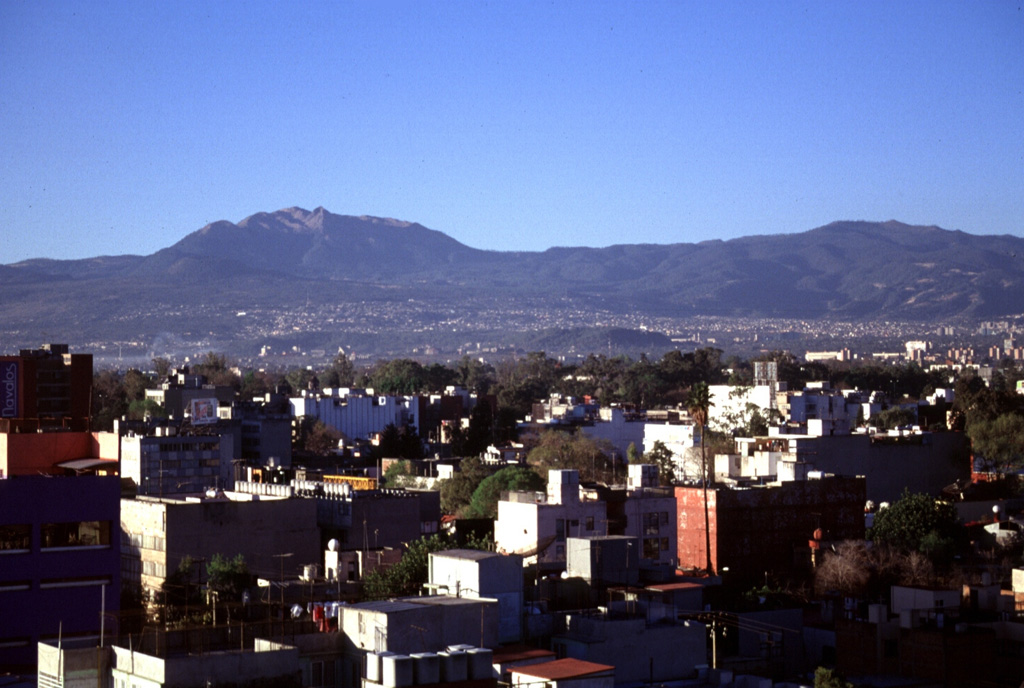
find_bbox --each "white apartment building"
[620,464,677,566]
[290,387,420,440]
[707,384,776,435]
[495,470,606,568]
[642,422,702,481]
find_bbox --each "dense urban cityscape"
[2,328,1024,687]
[4,2,1023,687]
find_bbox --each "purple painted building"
[0,474,120,670]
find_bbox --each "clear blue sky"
[2,0,1022,263]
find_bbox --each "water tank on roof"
[437,651,468,682]
[366,651,393,683]
[381,654,413,688]
[466,649,493,680]
[410,653,440,685]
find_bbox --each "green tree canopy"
[206,553,251,601]
[123,368,151,401]
[383,459,416,486]
[296,418,342,456]
[493,352,560,418]
[453,401,494,458]
[870,406,917,431]
[193,351,240,388]
[286,367,317,393]
[644,440,676,485]
[322,352,356,388]
[527,430,615,483]
[967,412,1024,470]
[161,556,203,615]
[367,359,429,395]
[361,533,489,601]
[375,423,424,459]
[462,466,545,519]
[152,356,172,380]
[91,369,128,431]
[440,457,495,515]
[423,363,459,393]
[867,490,960,558]
[814,667,853,688]
[239,368,281,401]
[127,398,167,421]
[453,355,495,394]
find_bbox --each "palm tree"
[687,382,714,575]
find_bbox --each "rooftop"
[512,658,615,680]
[491,645,557,665]
[433,548,502,562]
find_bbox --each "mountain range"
[3,207,1023,358]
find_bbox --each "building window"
[142,535,165,552]
[141,561,166,578]
[312,659,336,687]
[643,512,659,535]
[0,524,31,552]
[122,557,141,579]
[41,521,110,549]
[644,538,660,559]
[585,516,594,531]
[555,545,565,559]
[555,519,565,542]
[660,511,669,525]
[40,576,112,589]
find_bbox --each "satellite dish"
[328,538,339,552]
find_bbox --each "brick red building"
[675,476,866,584]
[0,343,93,433]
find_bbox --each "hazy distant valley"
[3,207,1023,366]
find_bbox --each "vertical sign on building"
[0,360,19,419]
[1,361,19,418]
